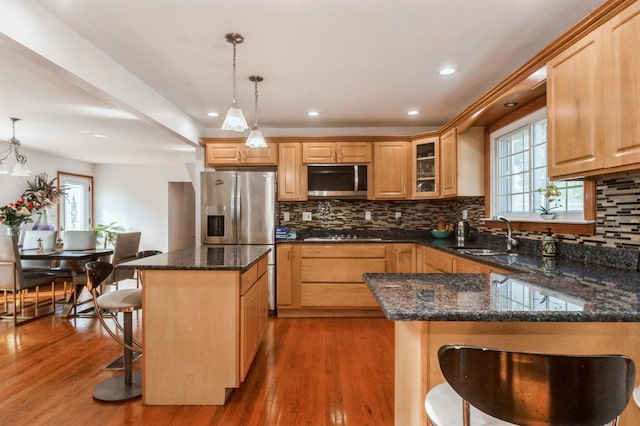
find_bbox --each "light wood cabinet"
[277,143,307,201]
[547,30,602,177]
[411,137,440,198]
[372,141,410,199]
[439,128,457,197]
[277,243,386,317]
[453,256,511,274]
[548,2,640,179]
[302,141,371,164]
[141,252,269,405]
[240,256,269,381]
[205,142,277,166]
[387,243,416,272]
[421,246,455,273]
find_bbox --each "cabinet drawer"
[301,258,386,282]
[301,283,378,307]
[240,263,258,295]
[300,244,387,258]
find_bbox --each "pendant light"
[245,75,267,148]
[0,117,32,176]
[221,33,248,132]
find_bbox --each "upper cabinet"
[205,142,277,166]
[302,142,371,164]
[411,136,439,199]
[278,142,307,201]
[547,1,640,179]
[439,128,458,197]
[371,141,410,200]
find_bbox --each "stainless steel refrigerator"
[201,169,276,310]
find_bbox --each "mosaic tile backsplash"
[277,172,640,268]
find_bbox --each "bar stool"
[85,261,142,401]
[425,344,635,426]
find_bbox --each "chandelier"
[0,117,32,176]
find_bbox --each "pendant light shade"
[221,33,248,132]
[245,75,267,148]
[0,117,32,176]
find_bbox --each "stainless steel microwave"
[307,164,367,199]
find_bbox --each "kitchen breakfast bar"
[365,255,640,426]
[117,245,271,405]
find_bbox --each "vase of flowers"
[0,198,36,242]
[22,172,67,230]
[536,182,562,220]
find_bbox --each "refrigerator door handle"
[235,173,241,242]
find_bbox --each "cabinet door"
[547,30,604,178]
[372,141,410,199]
[206,143,242,165]
[387,244,416,273]
[240,281,259,381]
[423,247,454,273]
[411,137,439,199]
[278,143,307,201]
[302,142,336,163]
[276,244,292,308]
[244,144,278,165]
[337,142,372,163]
[440,128,457,197]
[602,2,640,168]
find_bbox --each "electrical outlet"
[283,212,290,222]
[395,212,401,219]
[462,209,468,220]
[302,212,312,221]
[365,211,372,221]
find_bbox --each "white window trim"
[490,108,584,222]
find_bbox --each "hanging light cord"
[253,79,259,126]
[231,40,238,105]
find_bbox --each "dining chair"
[425,344,636,426]
[21,230,57,272]
[134,249,161,287]
[107,232,141,290]
[85,261,142,401]
[0,235,56,325]
[56,230,98,315]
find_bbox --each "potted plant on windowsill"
[536,182,561,220]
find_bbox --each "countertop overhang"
[117,245,271,272]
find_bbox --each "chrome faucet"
[496,215,518,252]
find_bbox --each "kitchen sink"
[456,248,505,256]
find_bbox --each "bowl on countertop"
[430,230,453,239]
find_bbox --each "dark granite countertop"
[117,245,271,272]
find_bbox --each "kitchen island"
[117,245,270,405]
[364,265,640,426]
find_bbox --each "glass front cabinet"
[411,136,439,198]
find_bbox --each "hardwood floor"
[0,307,395,425]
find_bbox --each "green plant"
[536,182,562,214]
[92,221,125,248]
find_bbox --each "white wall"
[93,163,193,252]
[0,147,93,234]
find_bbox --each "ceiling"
[0,0,606,165]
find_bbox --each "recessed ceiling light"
[407,110,420,116]
[307,111,320,117]
[439,67,456,76]
[94,134,107,138]
[207,111,219,117]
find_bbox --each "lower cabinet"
[277,243,387,317]
[240,256,269,381]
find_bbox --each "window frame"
[490,108,585,222]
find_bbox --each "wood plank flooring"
[0,308,394,425]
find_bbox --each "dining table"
[19,248,113,316]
